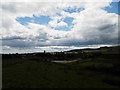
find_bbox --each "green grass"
[2,46,120,88]
[3,59,120,88]
[79,62,113,69]
[101,46,120,54]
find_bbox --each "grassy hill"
[2,46,120,88]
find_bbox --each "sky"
[0,0,120,53]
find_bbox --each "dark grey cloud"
[99,24,117,32]
[2,36,25,40]
[35,33,49,42]
[2,3,17,13]
[53,36,61,39]
[2,39,34,48]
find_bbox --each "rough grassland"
[3,60,120,88]
[2,46,120,88]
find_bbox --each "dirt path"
[51,59,81,63]
[51,58,92,64]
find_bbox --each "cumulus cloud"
[49,20,68,27]
[1,0,119,53]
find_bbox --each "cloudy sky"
[0,0,119,53]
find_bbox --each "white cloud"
[58,21,68,27]
[49,20,68,27]
[1,0,119,53]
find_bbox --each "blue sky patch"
[16,17,33,25]
[33,15,51,24]
[63,17,74,26]
[53,17,74,31]
[54,26,70,31]
[104,2,119,15]
[16,15,51,25]
[64,8,84,13]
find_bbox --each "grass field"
[3,59,120,88]
[2,46,120,88]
